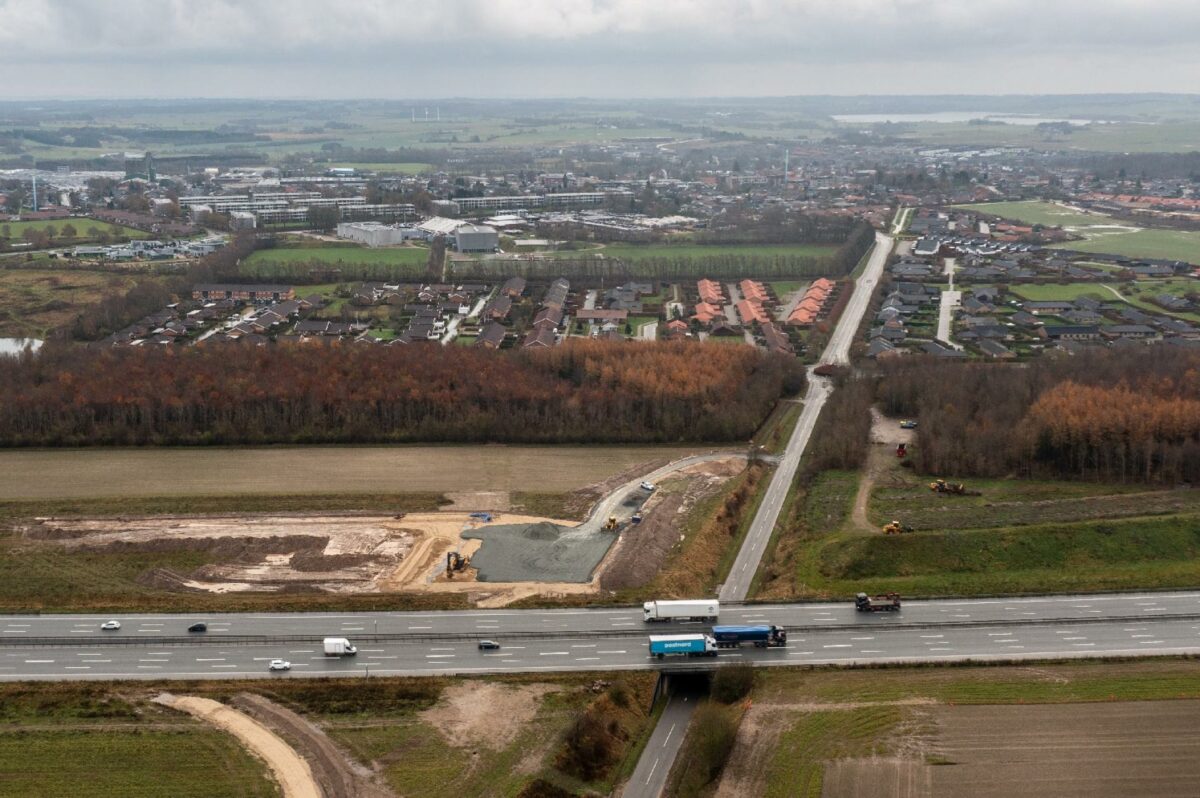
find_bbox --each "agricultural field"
[715,660,1200,798]
[0,268,158,337]
[326,161,434,174]
[896,119,1200,153]
[0,444,709,501]
[0,684,276,797]
[954,200,1110,229]
[1009,279,1200,321]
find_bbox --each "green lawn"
[953,200,1111,229]
[246,245,429,266]
[0,218,147,240]
[1008,283,1117,302]
[770,280,808,297]
[1051,228,1200,262]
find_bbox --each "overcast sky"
[2,0,1199,98]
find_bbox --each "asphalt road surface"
[624,684,704,798]
[4,591,1200,681]
[719,230,893,602]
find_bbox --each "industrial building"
[336,222,422,247]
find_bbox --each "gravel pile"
[463,521,615,583]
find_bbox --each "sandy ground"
[0,445,708,500]
[850,408,917,534]
[234,693,394,798]
[421,682,557,751]
[156,693,321,798]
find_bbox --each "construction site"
[17,454,747,607]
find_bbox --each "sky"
[2,0,1200,98]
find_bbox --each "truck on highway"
[323,637,358,656]
[648,634,719,659]
[711,624,787,648]
[643,599,720,623]
[855,592,901,612]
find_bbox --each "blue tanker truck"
[647,633,719,659]
[711,624,788,648]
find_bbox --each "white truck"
[642,599,720,623]
[323,637,358,657]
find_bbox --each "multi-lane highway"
[4,591,1200,680]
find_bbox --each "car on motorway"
[639,481,656,492]
[187,622,207,633]
[477,639,500,650]
[267,659,291,671]
[899,420,918,429]
[100,620,121,631]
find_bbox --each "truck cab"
[855,592,901,612]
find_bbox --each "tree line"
[0,340,803,447]
[876,348,1200,484]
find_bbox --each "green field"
[1009,279,1200,321]
[1008,282,1119,302]
[0,268,159,338]
[953,200,1113,229]
[327,161,434,174]
[246,245,429,266]
[1051,228,1200,262]
[545,242,838,261]
[954,201,1200,263]
[0,218,147,240]
[897,120,1200,153]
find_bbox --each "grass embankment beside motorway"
[0,673,660,798]
[755,451,1200,599]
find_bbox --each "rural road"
[937,256,962,349]
[623,684,704,798]
[718,229,893,603]
[5,591,1200,680]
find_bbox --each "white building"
[336,221,421,247]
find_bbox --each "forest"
[876,348,1200,484]
[0,340,803,446]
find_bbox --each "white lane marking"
[2,630,26,634]
[851,637,874,641]
[571,644,597,649]
[138,659,169,663]
[1061,637,1088,641]
[823,644,851,648]
[426,654,455,659]
[137,665,162,669]
[195,658,226,662]
[341,627,364,631]
[861,650,883,654]
[1139,640,1165,645]
[65,666,91,670]
[358,649,384,653]
[367,656,398,660]
[787,651,814,656]
[1129,634,1155,639]
[5,624,30,627]
[987,632,1012,636]
[575,657,600,661]
[598,650,626,655]
[69,630,90,634]
[408,626,432,630]
[928,647,953,651]
[1072,643,1095,647]
[920,635,944,639]
[540,651,569,656]
[289,650,314,654]
[210,665,238,669]
[24,659,54,664]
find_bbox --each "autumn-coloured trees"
[876,349,1200,483]
[0,340,802,446]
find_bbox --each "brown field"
[0,444,712,501]
[0,268,153,337]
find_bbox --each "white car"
[100,620,121,631]
[639,481,656,492]
[267,659,291,672]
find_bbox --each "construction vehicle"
[711,625,787,648]
[896,443,907,458]
[929,479,967,495]
[446,551,470,578]
[643,599,720,623]
[648,634,719,659]
[882,520,913,535]
[855,592,902,612]
[603,515,619,531]
[469,512,493,523]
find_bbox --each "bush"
[671,703,740,797]
[710,664,755,704]
[517,779,576,798]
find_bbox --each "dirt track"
[156,693,321,798]
[851,408,917,534]
[234,693,393,798]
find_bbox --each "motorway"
[5,591,1200,681]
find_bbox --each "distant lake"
[0,338,42,356]
[832,112,1110,126]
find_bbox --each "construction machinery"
[929,479,967,495]
[882,520,913,535]
[631,511,643,525]
[446,551,470,578]
[855,592,902,612]
[469,512,493,523]
[603,515,619,531]
[896,443,907,458]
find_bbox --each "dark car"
[477,639,500,650]
[187,622,208,633]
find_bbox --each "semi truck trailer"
[711,624,788,648]
[642,599,720,622]
[648,634,719,659]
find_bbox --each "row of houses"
[786,278,837,327]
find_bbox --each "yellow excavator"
[603,516,619,531]
[929,479,967,495]
[446,551,470,578]
[882,520,914,535]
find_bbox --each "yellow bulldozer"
[882,520,914,535]
[603,516,619,531]
[929,479,967,495]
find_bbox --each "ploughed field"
[0,444,708,500]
